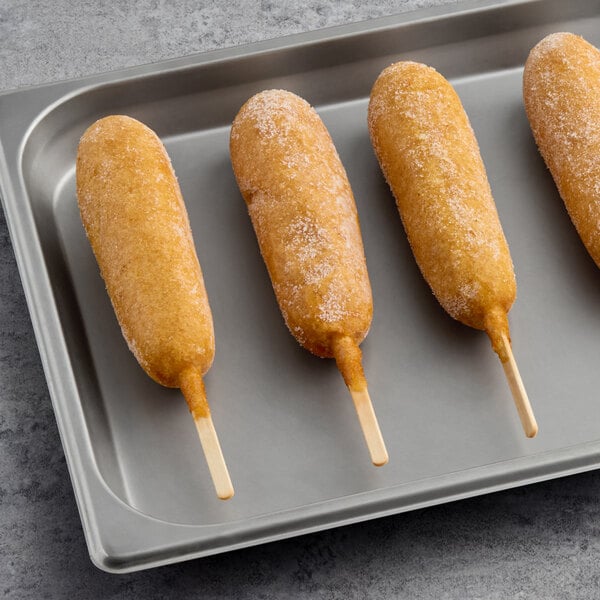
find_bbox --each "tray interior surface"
[15,4,600,529]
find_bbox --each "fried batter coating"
[76,115,215,394]
[230,90,372,387]
[524,32,600,267]
[368,61,516,358]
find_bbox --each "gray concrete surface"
[1,1,600,598]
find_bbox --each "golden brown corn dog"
[76,115,233,499]
[368,61,537,437]
[230,89,387,465]
[524,32,600,267]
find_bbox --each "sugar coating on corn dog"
[368,61,516,358]
[231,90,388,463]
[230,90,372,369]
[77,115,215,392]
[523,32,600,267]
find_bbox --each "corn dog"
[76,115,233,499]
[230,89,388,466]
[368,61,537,437]
[524,32,600,267]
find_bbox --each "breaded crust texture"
[76,115,214,387]
[230,90,372,358]
[368,61,515,351]
[524,32,600,267]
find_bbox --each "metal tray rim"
[91,440,600,572]
[0,0,523,100]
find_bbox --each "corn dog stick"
[497,334,538,438]
[333,335,388,466]
[180,369,234,499]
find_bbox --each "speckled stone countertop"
[2,1,600,598]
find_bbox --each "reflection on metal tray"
[1,0,600,573]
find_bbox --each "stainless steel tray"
[2,0,600,574]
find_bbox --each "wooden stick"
[193,414,235,500]
[180,368,234,500]
[350,388,389,467]
[498,332,538,438]
[332,335,388,466]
